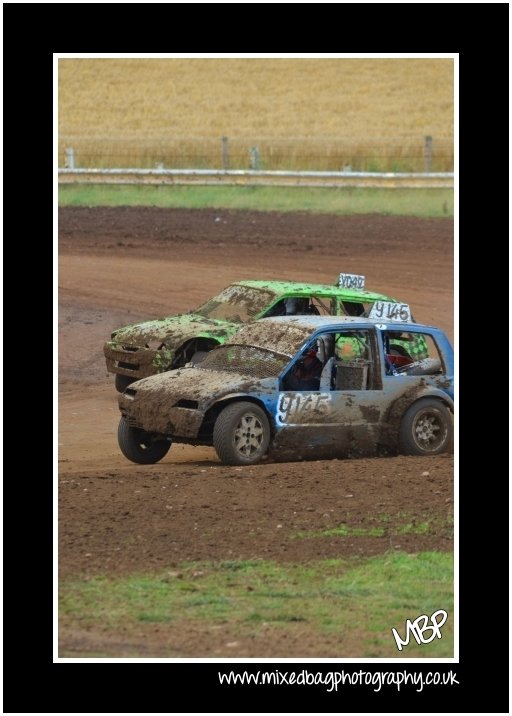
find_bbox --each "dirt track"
[58,207,454,656]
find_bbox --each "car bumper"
[119,394,203,438]
[104,342,174,379]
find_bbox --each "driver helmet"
[285,297,310,315]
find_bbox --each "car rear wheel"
[118,417,171,464]
[115,374,135,393]
[398,398,452,455]
[213,402,270,466]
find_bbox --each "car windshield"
[193,284,276,323]
[222,320,313,356]
[198,320,314,378]
[199,345,289,378]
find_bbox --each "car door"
[272,329,386,457]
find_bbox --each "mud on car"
[104,274,425,392]
[117,312,454,467]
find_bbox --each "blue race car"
[118,313,454,466]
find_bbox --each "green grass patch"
[60,552,454,657]
[397,521,431,535]
[295,524,386,538]
[293,512,452,540]
[58,184,454,218]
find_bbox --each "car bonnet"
[120,365,267,407]
[110,313,234,345]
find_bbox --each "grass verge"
[60,551,454,658]
[293,512,452,540]
[58,185,454,217]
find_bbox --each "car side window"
[383,331,444,376]
[309,296,332,315]
[281,338,326,391]
[331,330,375,390]
[264,296,332,317]
[340,301,366,317]
[263,300,287,317]
[281,330,381,392]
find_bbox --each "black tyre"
[398,398,452,455]
[118,417,171,464]
[115,374,135,393]
[213,402,271,466]
[190,350,208,365]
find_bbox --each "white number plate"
[339,273,365,290]
[369,301,411,322]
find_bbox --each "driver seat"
[316,334,334,363]
[319,356,336,390]
[317,335,335,389]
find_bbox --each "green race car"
[104,274,425,392]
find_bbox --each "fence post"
[65,147,75,169]
[249,147,260,170]
[221,136,229,170]
[424,135,433,172]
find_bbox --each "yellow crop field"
[58,58,454,171]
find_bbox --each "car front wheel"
[213,402,271,465]
[118,417,171,464]
[398,398,452,455]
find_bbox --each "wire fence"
[59,136,454,173]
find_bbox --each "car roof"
[255,315,437,332]
[236,279,395,302]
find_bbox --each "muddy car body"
[104,276,417,392]
[118,315,454,466]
